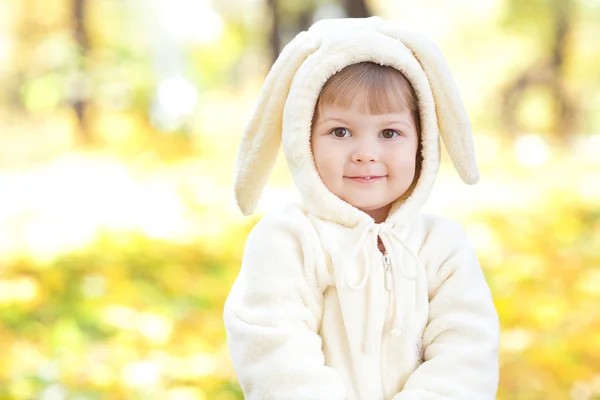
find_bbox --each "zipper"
[383,252,393,291]
[381,250,393,328]
[381,250,393,399]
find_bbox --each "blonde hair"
[315,62,420,122]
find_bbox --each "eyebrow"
[316,116,348,125]
[379,119,413,128]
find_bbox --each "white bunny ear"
[380,23,480,184]
[233,31,318,215]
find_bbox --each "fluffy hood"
[234,16,478,227]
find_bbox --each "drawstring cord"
[343,221,420,353]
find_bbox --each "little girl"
[224,17,500,400]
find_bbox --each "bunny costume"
[224,17,500,400]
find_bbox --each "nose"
[351,139,378,163]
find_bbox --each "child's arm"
[223,213,347,400]
[393,220,500,400]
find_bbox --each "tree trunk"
[500,0,576,144]
[549,0,575,144]
[72,0,91,145]
[298,5,315,33]
[266,0,281,65]
[343,0,370,18]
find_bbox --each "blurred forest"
[0,0,599,399]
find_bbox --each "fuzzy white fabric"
[225,16,499,400]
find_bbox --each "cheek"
[312,140,334,178]
[387,145,418,173]
[313,141,341,169]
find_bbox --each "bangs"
[315,62,419,116]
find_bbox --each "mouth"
[345,175,387,183]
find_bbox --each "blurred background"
[0,0,599,399]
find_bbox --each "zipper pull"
[383,254,393,291]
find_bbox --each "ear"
[233,31,319,215]
[379,23,480,184]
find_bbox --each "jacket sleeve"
[393,220,500,400]
[223,213,347,400]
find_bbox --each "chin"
[354,202,388,213]
[338,192,392,213]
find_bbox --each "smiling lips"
[345,175,386,183]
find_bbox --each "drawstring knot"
[342,220,420,353]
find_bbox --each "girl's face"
[311,88,419,223]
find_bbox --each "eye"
[331,127,351,138]
[380,129,400,139]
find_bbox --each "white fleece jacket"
[224,17,500,400]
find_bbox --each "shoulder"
[415,214,471,248]
[244,203,321,258]
[413,214,478,278]
[248,203,314,241]
[241,203,328,291]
